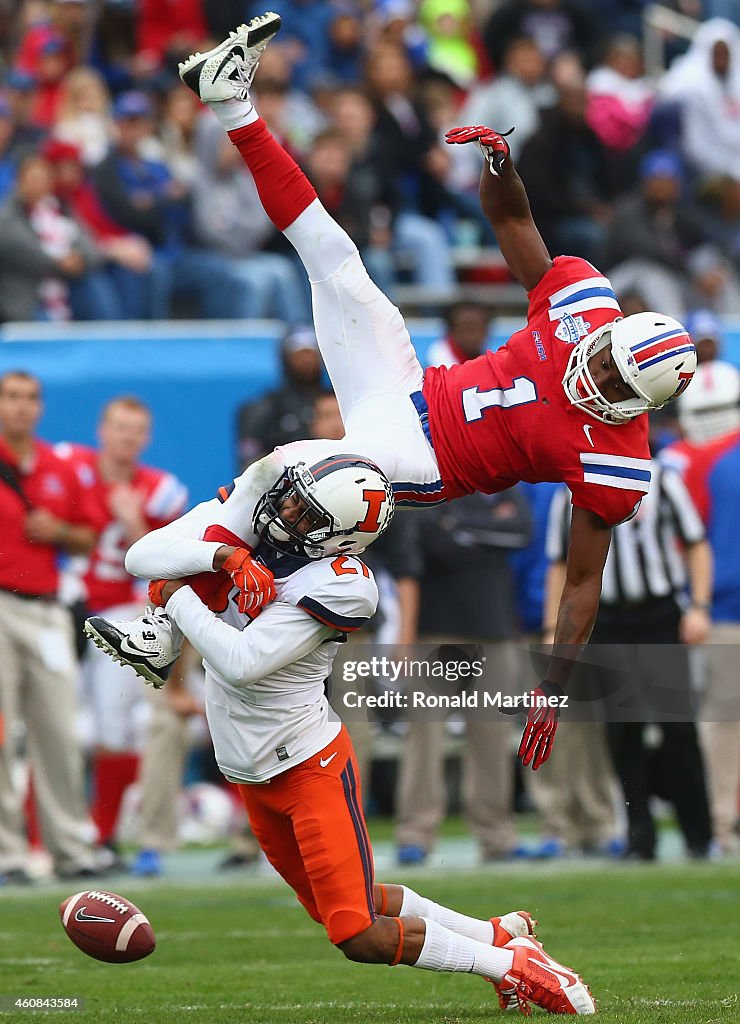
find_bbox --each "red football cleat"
[489,911,538,1010]
[502,935,596,1015]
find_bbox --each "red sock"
[92,752,139,844]
[228,118,317,230]
[24,774,43,850]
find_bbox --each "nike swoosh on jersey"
[75,906,116,924]
[583,423,595,447]
[319,752,338,768]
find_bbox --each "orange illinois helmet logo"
[357,488,388,532]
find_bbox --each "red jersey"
[661,430,740,524]
[422,256,651,526]
[0,437,98,597]
[57,444,187,612]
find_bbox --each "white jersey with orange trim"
[165,549,377,783]
[122,458,381,781]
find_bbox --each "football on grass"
[59,890,155,963]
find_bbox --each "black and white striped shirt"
[546,462,705,606]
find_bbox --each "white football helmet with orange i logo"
[253,454,395,559]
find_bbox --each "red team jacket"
[422,257,652,526]
[0,437,97,598]
[58,444,187,612]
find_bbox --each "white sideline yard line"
[171,1002,487,1012]
[621,997,738,1008]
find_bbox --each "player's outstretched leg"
[178,16,425,442]
[337,910,595,1015]
[375,883,537,1010]
[178,15,354,283]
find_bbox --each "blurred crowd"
[0,1,739,322]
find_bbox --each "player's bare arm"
[545,506,612,687]
[445,126,552,291]
[508,506,611,770]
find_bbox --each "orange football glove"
[148,579,168,608]
[221,548,276,615]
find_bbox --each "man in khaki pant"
[394,489,532,863]
[0,371,105,882]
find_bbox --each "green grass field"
[0,856,738,1023]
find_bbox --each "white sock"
[210,96,259,132]
[399,886,494,945]
[283,199,358,283]
[414,918,513,981]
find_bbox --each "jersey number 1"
[462,376,537,422]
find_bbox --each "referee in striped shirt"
[546,461,713,860]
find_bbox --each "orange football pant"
[237,726,376,944]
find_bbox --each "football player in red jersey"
[58,396,187,858]
[118,14,697,771]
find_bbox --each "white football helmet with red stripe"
[678,360,740,443]
[253,454,395,559]
[563,312,696,424]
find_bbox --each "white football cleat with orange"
[501,935,596,1015]
[490,911,538,1010]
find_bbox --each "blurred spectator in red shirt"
[15,0,90,74]
[135,0,208,77]
[43,138,153,319]
[14,0,94,126]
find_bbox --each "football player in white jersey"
[85,446,595,1015]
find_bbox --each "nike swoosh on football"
[583,424,595,447]
[75,906,116,924]
[319,753,338,768]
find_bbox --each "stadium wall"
[2,319,739,504]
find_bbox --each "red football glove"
[444,125,514,177]
[221,548,276,615]
[517,682,563,770]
